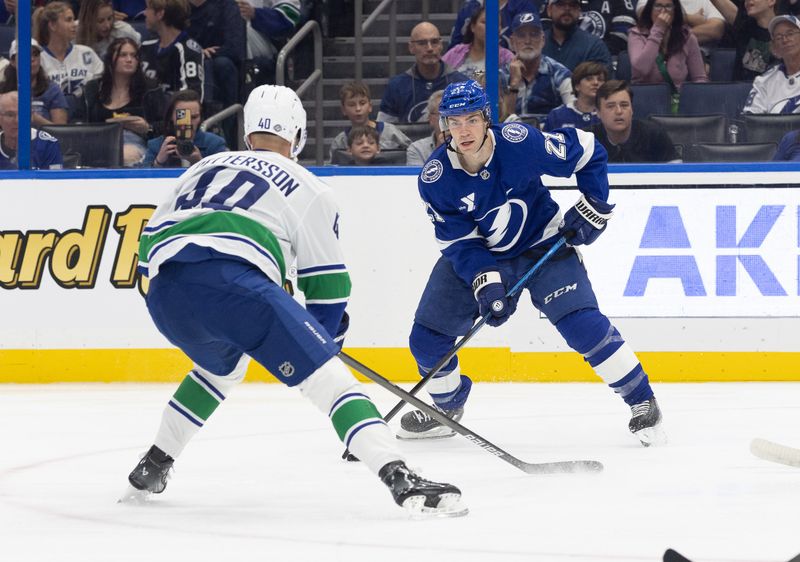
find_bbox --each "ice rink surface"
[1,381,799,562]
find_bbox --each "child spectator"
[77,0,141,59]
[347,125,380,166]
[0,39,68,127]
[329,81,410,162]
[543,60,607,131]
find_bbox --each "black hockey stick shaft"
[341,237,567,460]
[338,350,603,474]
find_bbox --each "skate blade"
[395,427,456,440]
[401,494,469,519]
[635,424,668,447]
[117,485,153,505]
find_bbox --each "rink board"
[0,165,798,382]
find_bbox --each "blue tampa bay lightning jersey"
[418,122,609,285]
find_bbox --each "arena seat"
[648,114,728,158]
[741,113,800,144]
[630,83,672,119]
[684,142,777,163]
[41,123,123,168]
[678,81,753,122]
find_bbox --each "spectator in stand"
[378,21,469,123]
[0,91,63,169]
[83,37,165,166]
[0,39,68,127]
[448,0,539,51]
[744,15,800,113]
[328,81,410,163]
[504,11,574,117]
[635,0,725,56]
[592,79,679,162]
[628,0,707,112]
[580,0,638,56]
[140,0,204,99]
[443,5,516,80]
[78,0,141,59]
[543,0,612,71]
[235,0,301,86]
[346,125,381,166]
[188,0,245,147]
[773,128,800,158]
[34,1,104,119]
[406,89,444,165]
[709,0,778,80]
[543,60,606,130]
[144,88,226,167]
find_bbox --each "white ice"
[1,381,799,562]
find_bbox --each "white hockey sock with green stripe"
[299,357,404,474]
[154,356,249,458]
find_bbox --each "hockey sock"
[556,309,654,406]
[299,357,403,474]
[410,322,470,410]
[154,356,249,458]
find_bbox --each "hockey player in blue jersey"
[398,79,665,446]
[121,85,466,517]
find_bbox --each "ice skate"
[396,405,463,440]
[629,397,667,447]
[119,445,175,503]
[379,460,467,518]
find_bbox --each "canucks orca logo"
[501,123,528,143]
[421,159,444,183]
[477,199,528,252]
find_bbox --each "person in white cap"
[1,39,68,127]
[744,14,800,113]
[121,84,467,518]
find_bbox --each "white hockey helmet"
[243,85,308,159]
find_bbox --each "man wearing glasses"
[744,15,800,113]
[0,91,63,170]
[378,22,469,123]
[543,0,612,72]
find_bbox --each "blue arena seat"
[615,51,631,81]
[0,23,14,57]
[708,49,736,82]
[678,81,753,122]
[630,83,672,119]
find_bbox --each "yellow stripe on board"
[0,348,799,383]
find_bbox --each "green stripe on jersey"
[172,375,223,421]
[330,398,382,441]
[275,2,301,24]
[298,272,351,300]
[140,212,286,281]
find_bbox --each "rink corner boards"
[1,348,799,383]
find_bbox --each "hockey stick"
[338,350,603,475]
[750,438,800,468]
[341,236,568,461]
[663,549,693,562]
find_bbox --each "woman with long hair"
[442,5,515,80]
[0,39,68,127]
[83,37,164,166]
[34,0,104,116]
[77,0,141,59]
[628,0,707,95]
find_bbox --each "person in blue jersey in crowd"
[448,0,540,51]
[543,60,607,131]
[399,79,666,447]
[0,91,63,169]
[773,128,800,160]
[121,85,465,518]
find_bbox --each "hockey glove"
[333,311,349,351]
[560,194,615,246]
[472,270,516,327]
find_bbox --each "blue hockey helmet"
[438,79,491,127]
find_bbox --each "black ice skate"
[379,460,467,517]
[118,445,175,503]
[396,405,463,440]
[629,397,667,447]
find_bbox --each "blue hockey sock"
[556,309,654,406]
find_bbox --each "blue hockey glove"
[333,311,349,351]
[472,270,516,327]
[559,194,615,246]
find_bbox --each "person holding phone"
[144,88,226,167]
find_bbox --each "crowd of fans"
[0,0,798,169]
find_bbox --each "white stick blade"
[750,438,800,468]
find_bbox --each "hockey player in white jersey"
[121,85,466,517]
[398,80,666,446]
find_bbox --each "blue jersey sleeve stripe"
[297,264,347,275]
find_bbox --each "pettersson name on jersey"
[196,153,301,196]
